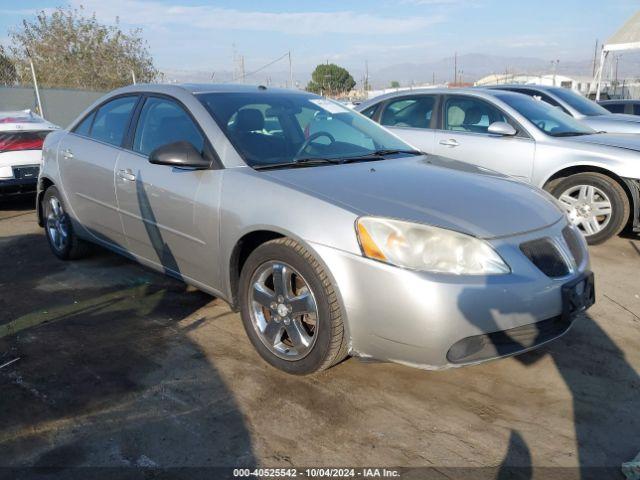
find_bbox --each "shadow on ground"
[458,280,640,480]
[0,231,255,473]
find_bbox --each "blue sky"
[0,0,638,75]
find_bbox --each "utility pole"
[364,60,369,92]
[453,52,457,85]
[288,51,293,89]
[551,59,559,86]
[592,39,599,77]
[25,48,43,118]
[131,69,136,85]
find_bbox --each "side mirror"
[149,141,210,169]
[487,122,517,137]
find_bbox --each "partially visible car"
[599,99,640,116]
[357,88,640,244]
[0,110,59,197]
[486,85,640,134]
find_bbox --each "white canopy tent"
[594,10,640,100]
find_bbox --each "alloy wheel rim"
[46,196,69,252]
[248,261,319,361]
[558,184,612,236]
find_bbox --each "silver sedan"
[487,84,640,134]
[37,84,593,374]
[357,88,640,244]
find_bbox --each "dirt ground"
[1,196,639,479]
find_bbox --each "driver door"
[115,95,222,286]
[433,95,535,182]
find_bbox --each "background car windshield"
[198,92,410,167]
[550,88,610,117]
[495,93,595,136]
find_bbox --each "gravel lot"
[1,196,639,479]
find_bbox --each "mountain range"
[161,52,640,89]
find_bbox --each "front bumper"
[309,220,591,370]
[0,176,38,196]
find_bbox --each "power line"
[228,52,291,83]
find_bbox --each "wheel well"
[229,230,284,310]
[37,177,54,227]
[544,165,635,226]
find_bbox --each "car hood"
[581,113,640,133]
[264,155,564,239]
[567,132,640,152]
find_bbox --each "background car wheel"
[42,186,91,260]
[550,173,629,245]
[239,238,348,375]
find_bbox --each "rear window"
[601,103,625,114]
[0,131,48,152]
[0,111,48,125]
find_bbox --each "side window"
[90,96,138,147]
[444,96,509,134]
[634,104,640,116]
[133,97,205,156]
[516,90,571,115]
[604,103,625,114]
[360,105,378,119]
[381,96,435,129]
[73,111,95,137]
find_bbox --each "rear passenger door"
[58,95,139,249]
[433,95,535,181]
[115,95,222,286]
[378,95,437,153]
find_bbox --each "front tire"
[42,186,91,260]
[239,238,348,375]
[550,173,629,245]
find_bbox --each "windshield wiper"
[370,149,424,156]
[339,149,424,164]
[253,150,423,170]
[253,157,342,170]
[550,131,593,137]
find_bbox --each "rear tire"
[550,173,629,245]
[239,238,348,375]
[42,186,91,260]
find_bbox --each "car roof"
[356,87,523,110]
[113,83,314,97]
[486,84,564,93]
[599,99,640,104]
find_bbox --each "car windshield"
[549,88,610,117]
[197,91,414,168]
[495,93,596,137]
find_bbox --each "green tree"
[0,46,17,86]
[9,6,159,90]
[306,63,356,97]
[389,80,400,88]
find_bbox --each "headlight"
[356,217,510,275]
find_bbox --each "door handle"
[117,169,136,182]
[61,148,74,159]
[439,139,459,147]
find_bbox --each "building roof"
[605,10,640,51]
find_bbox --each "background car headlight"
[356,217,510,275]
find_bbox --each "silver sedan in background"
[358,89,640,244]
[38,84,593,375]
[487,84,640,134]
